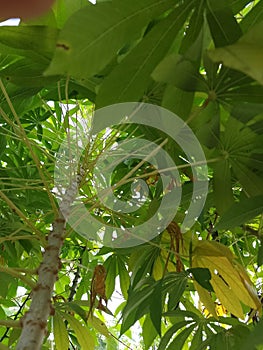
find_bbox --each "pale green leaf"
[106,336,118,350]
[143,314,158,350]
[53,313,69,350]
[209,22,263,84]
[0,26,58,61]
[88,316,110,338]
[46,0,176,79]
[64,314,95,350]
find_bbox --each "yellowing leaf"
[88,315,110,338]
[192,240,234,260]
[192,240,261,319]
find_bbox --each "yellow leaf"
[211,271,244,319]
[198,256,258,311]
[193,280,218,319]
[216,304,228,317]
[235,262,262,313]
[192,240,261,319]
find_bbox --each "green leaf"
[162,272,188,310]
[96,2,193,107]
[162,85,194,120]
[8,328,21,347]
[52,0,90,29]
[143,314,158,350]
[229,0,251,15]
[0,133,6,157]
[179,2,205,54]
[0,26,58,61]
[239,319,263,350]
[130,245,159,287]
[0,57,58,88]
[231,161,263,197]
[150,280,163,335]
[209,21,263,85]
[257,244,263,267]
[167,323,196,350]
[206,0,242,47]
[63,313,95,350]
[152,53,207,92]
[212,159,234,214]
[104,255,117,299]
[240,0,263,32]
[120,279,154,334]
[190,101,220,148]
[215,195,263,230]
[188,268,214,292]
[157,321,188,350]
[53,312,69,350]
[190,325,203,350]
[66,302,87,322]
[117,257,130,299]
[46,0,177,79]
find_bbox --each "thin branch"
[0,294,30,342]
[0,266,36,289]
[0,235,40,244]
[0,189,46,246]
[0,79,58,217]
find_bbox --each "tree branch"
[16,169,84,350]
[0,319,21,328]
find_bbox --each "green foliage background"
[0,0,262,349]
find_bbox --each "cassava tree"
[0,0,262,349]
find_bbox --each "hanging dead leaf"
[87,265,107,320]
